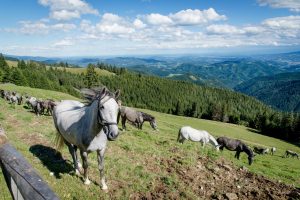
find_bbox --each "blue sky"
[0,0,299,57]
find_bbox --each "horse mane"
[141,112,155,121]
[81,87,116,106]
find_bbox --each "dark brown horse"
[217,136,255,165]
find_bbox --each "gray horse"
[52,87,120,190]
[253,146,269,155]
[25,97,42,116]
[41,99,57,115]
[285,150,299,159]
[118,106,157,130]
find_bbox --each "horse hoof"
[84,179,91,185]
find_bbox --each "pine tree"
[17,60,27,69]
[85,64,98,88]
[11,68,28,86]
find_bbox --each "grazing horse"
[0,90,6,98]
[217,136,255,165]
[52,87,120,190]
[118,106,142,130]
[177,126,219,150]
[253,146,269,155]
[285,150,299,159]
[25,97,42,116]
[41,99,56,115]
[16,94,23,105]
[139,112,158,130]
[270,147,276,155]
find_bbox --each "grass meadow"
[0,84,300,199]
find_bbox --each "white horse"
[270,147,276,155]
[177,126,219,150]
[52,87,120,190]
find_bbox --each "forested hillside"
[235,72,300,112]
[1,54,299,141]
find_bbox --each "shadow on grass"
[29,144,73,179]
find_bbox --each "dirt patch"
[133,155,298,200]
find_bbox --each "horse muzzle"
[105,125,119,141]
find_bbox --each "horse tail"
[54,131,65,150]
[177,128,182,142]
[52,111,65,150]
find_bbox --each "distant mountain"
[235,72,300,112]
[4,51,300,89]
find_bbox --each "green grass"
[4,59,114,76]
[5,60,18,67]
[0,83,79,101]
[48,66,115,76]
[0,84,300,199]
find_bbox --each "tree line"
[0,54,299,142]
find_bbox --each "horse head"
[150,118,158,130]
[97,87,121,141]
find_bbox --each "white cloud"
[133,19,146,29]
[38,0,99,20]
[206,24,244,35]
[95,13,135,34]
[262,15,300,29]
[143,8,226,26]
[145,13,173,26]
[50,10,80,21]
[4,20,76,35]
[170,8,226,26]
[52,38,74,47]
[258,0,300,12]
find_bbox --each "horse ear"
[115,89,121,99]
[100,87,108,98]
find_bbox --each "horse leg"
[219,145,224,151]
[140,121,144,130]
[97,148,108,190]
[80,150,90,185]
[121,117,126,130]
[65,142,80,175]
[235,151,241,160]
[73,145,82,170]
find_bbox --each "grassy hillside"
[0,84,299,199]
[235,72,300,112]
[5,60,18,67]
[47,66,115,76]
[4,59,114,76]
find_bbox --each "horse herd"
[1,87,299,191]
[1,89,57,116]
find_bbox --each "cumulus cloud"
[96,13,135,34]
[262,15,300,29]
[145,13,173,26]
[206,24,244,35]
[143,8,226,26]
[170,8,226,26]
[133,19,147,29]
[258,0,300,12]
[38,0,99,20]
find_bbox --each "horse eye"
[100,105,104,109]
